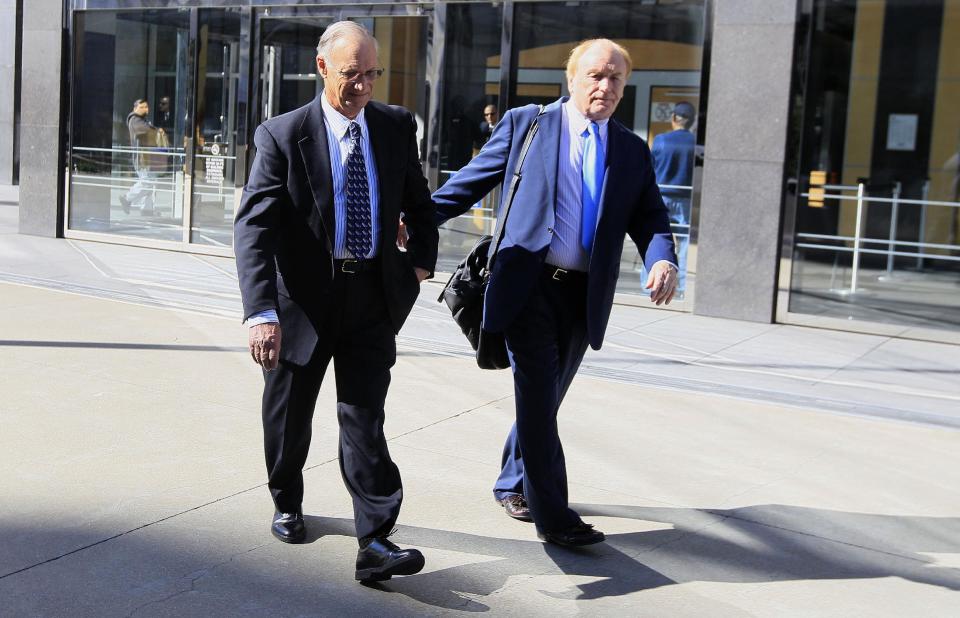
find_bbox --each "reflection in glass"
[433,3,504,273]
[69,10,190,241]
[191,9,241,247]
[787,0,960,331]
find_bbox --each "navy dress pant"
[493,267,590,533]
[260,265,402,543]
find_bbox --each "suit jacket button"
[547,227,554,234]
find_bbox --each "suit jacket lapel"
[597,120,622,224]
[297,97,335,248]
[537,99,563,215]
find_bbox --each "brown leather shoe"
[537,521,605,547]
[497,494,533,522]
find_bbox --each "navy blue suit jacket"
[433,97,676,351]
[651,128,695,198]
[235,97,438,365]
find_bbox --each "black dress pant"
[260,265,402,543]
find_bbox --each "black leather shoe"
[537,521,605,547]
[271,511,305,544]
[497,495,533,522]
[355,537,425,582]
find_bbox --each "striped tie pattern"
[346,122,372,258]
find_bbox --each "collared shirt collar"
[320,91,368,140]
[564,99,609,140]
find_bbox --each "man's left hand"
[645,262,678,306]
[414,267,430,283]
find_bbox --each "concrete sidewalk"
[1,194,959,615]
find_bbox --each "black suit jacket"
[235,97,438,365]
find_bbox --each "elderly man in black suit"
[234,21,437,582]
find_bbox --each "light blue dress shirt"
[320,94,381,260]
[246,94,381,327]
[546,101,608,272]
[545,100,677,278]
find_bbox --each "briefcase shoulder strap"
[488,104,546,271]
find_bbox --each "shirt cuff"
[245,309,279,327]
[651,259,679,272]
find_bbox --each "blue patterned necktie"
[346,122,372,259]
[580,121,605,252]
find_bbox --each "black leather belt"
[543,263,587,283]
[335,258,381,274]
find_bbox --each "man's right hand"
[249,322,282,371]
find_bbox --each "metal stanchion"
[884,181,901,278]
[917,179,930,270]
[850,182,865,294]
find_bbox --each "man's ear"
[316,55,326,78]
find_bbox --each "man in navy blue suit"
[651,101,696,295]
[433,39,678,546]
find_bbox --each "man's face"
[135,101,149,117]
[158,97,170,112]
[483,105,498,125]
[317,36,379,119]
[567,43,628,121]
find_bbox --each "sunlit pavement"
[2,192,959,616]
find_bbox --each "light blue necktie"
[581,121,604,252]
[346,122,372,259]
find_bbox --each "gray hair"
[316,21,378,59]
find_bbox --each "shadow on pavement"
[2,504,957,614]
[301,503,960,611]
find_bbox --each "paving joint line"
[0,396,518,580]
[705,510,931,565]
[0,482,273,581]
[813,336,891,385]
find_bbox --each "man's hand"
[249,323,282,371]
[645,262,678,306]
[397,220,409,250]
[414,267,430,283]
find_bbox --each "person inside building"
[650,100,696,296]
[120,98,165,215]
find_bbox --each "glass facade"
[65,0,708,302]
[785,0,960,332]
[69,9,191,241]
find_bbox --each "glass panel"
[432,2,504,273]
[191,9,241,247]
[258,15,427,121]
[69,9,190,241]
[786,0,960,331]
[506,1,705,299]
[259,16,331,122]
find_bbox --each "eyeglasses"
[336,68,384,83]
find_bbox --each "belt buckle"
[552,267,568,281]
[341,259,360,274]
